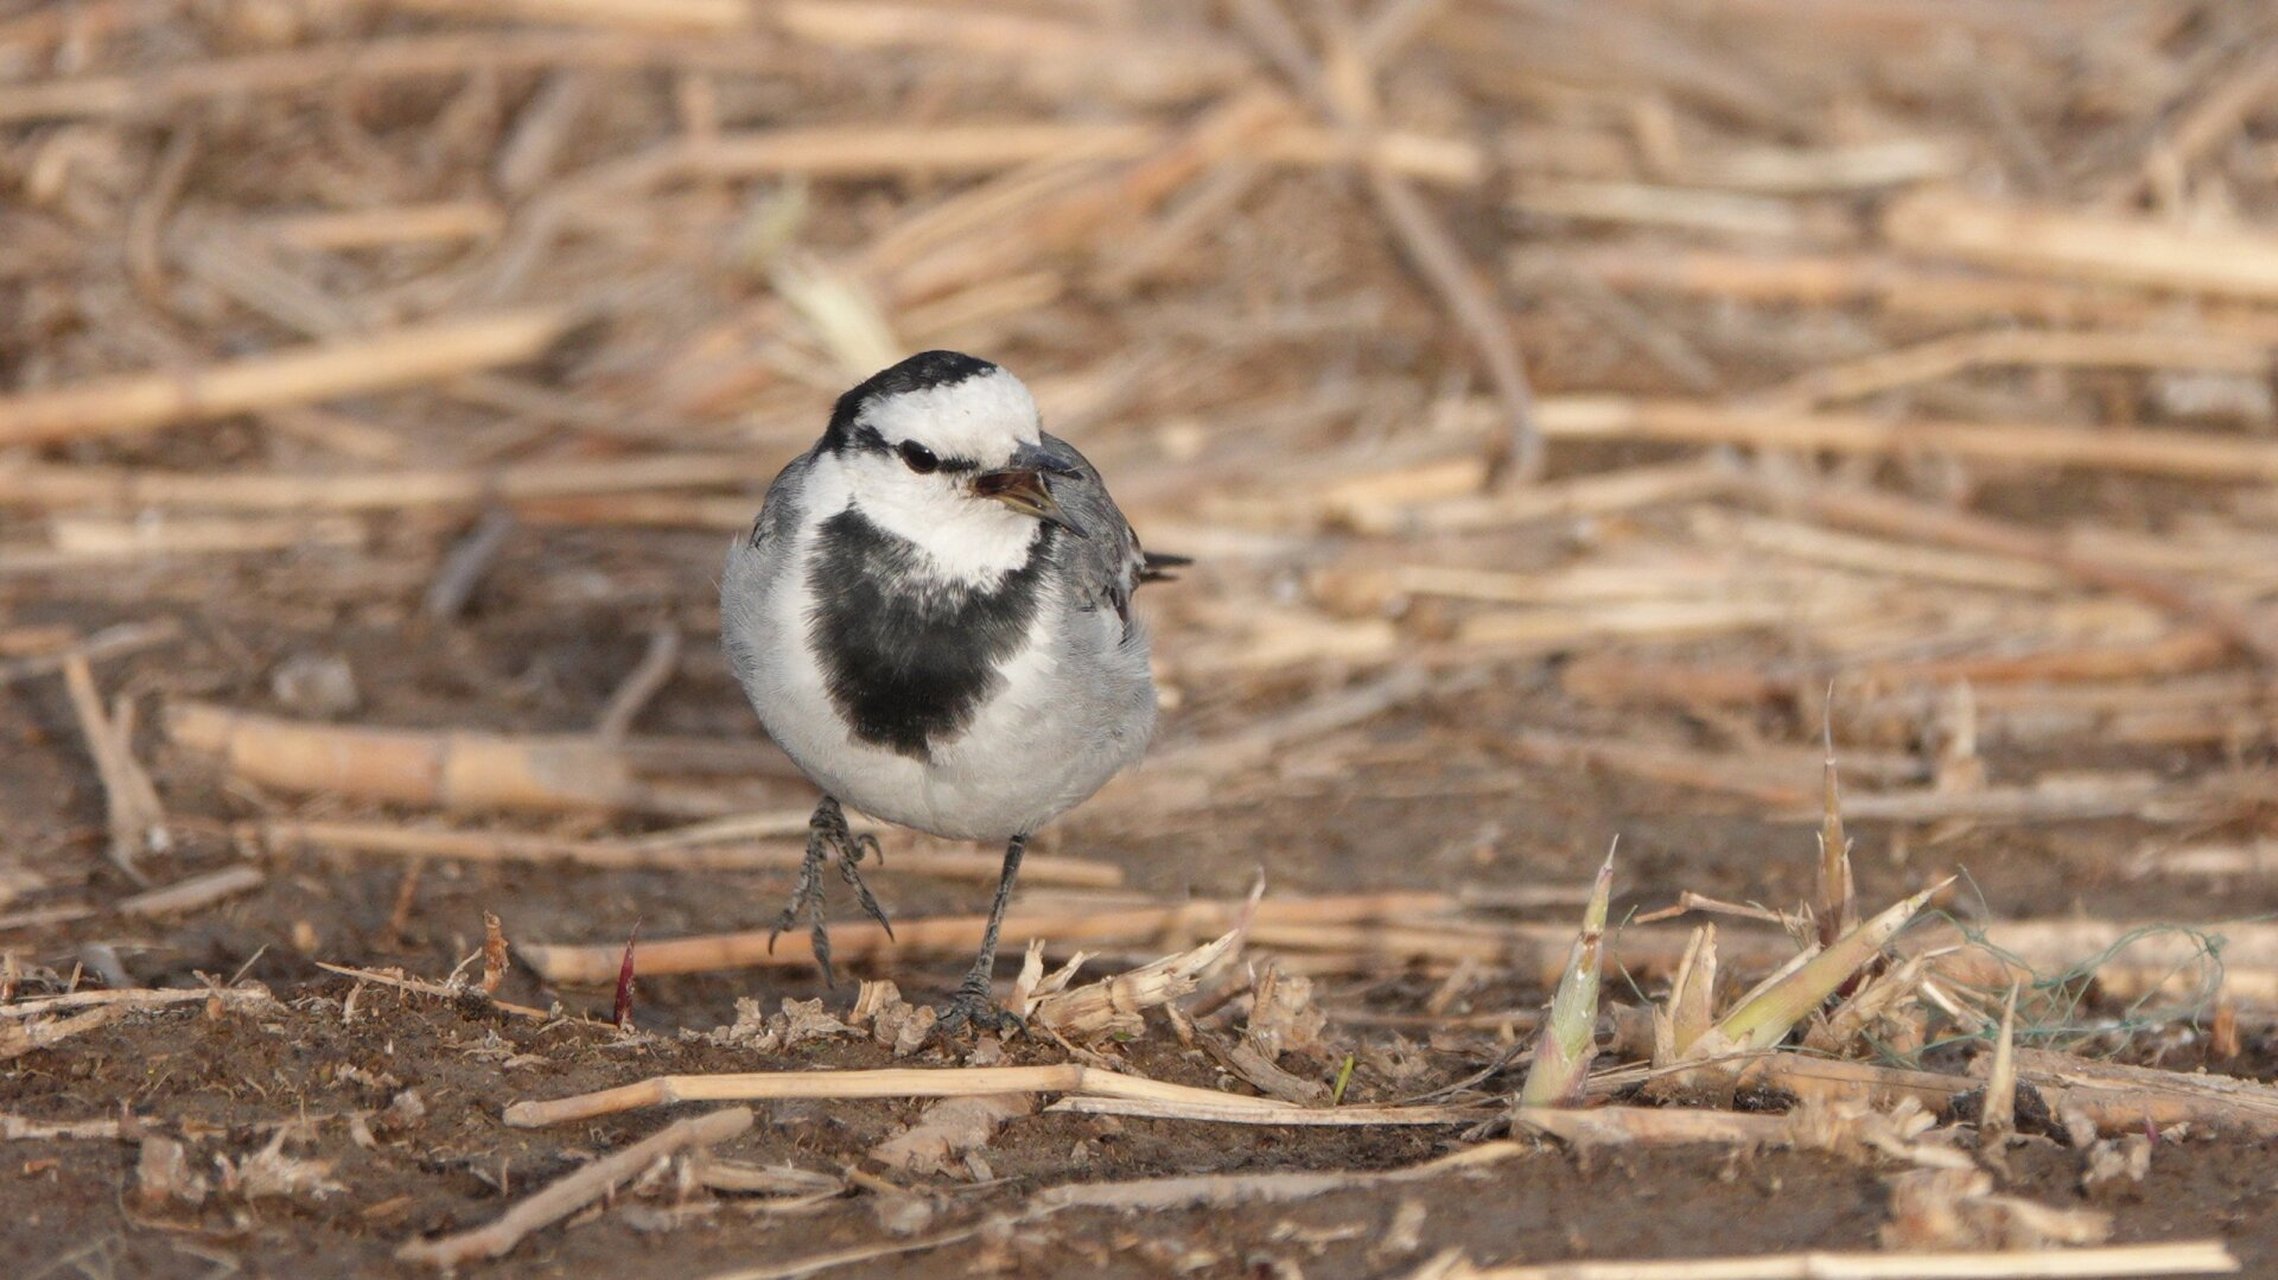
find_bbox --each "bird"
[721,350,1177,1034]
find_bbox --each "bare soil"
[7,573,2277,1277]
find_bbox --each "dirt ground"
[9,1,2278,1277]
[9,636,2278,1279]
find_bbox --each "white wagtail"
[721,351,1178,1033]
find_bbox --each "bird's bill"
[973,467,1088,536]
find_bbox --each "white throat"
[804,450,1042,586]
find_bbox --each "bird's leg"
[836,829,894,938]
[935,834,1027,1036]
[768,796,893,986]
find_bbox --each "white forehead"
[858,367,1040,461]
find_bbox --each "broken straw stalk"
[252,817,1126,888]
[1556,240,2278,339]
[505,1063,1343,1128]
[60,651,167,879]
[493,1036,2278,1143]
[0,451,775,513]
[519,891,1457,983]
[1410,1240,2239,1279]
[0,309,571,445]
[165,701,798,816]
[515,890,2278,1013]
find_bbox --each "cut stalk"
[1981,983,2021,1149]
[1517,843,1615,1108]
[1656,923,1718,1064]
[1711,879,1952,1052]
[1816,709,1858,948]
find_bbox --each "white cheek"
[843,455,1039,585]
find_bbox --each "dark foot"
[933,835,1028,1038]
[933,975,1022,1039]
[767,797,893,985]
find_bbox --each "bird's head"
[818,352,1088,574]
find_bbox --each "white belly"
[725,533,1152,841]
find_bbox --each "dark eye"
[897,441,939,473]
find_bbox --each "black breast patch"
[807,508,1050,760]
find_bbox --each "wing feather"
[1033,433,1174,634]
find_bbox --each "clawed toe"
[838,835,895,939]
[933,981,1023,1039]
[765,872,822,955]
[770,797,893,986]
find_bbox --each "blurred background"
[9,0,2278,997]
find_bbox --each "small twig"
[384,859,426,943]
[594,626,683,740]
[116,866,264,919]
[125,125,199,301]
[398,1107,753,1268]
[0,905,97,932]
[1366,167,1542,485]
[312,962,552,1022]
[422,508,517,621]
[1632,892,1786,927]
[0,985,275,1019]
[60,652,167,883]
[0,1006,124,1061]
[0,620,181,689]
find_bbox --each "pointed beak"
[973,443,1088,537]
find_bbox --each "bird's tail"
[1138,550,1192,584]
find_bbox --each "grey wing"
[734,449,815,564]
[723,448,813,615]
[1036,433,1152,632]
[721,449,816,698]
